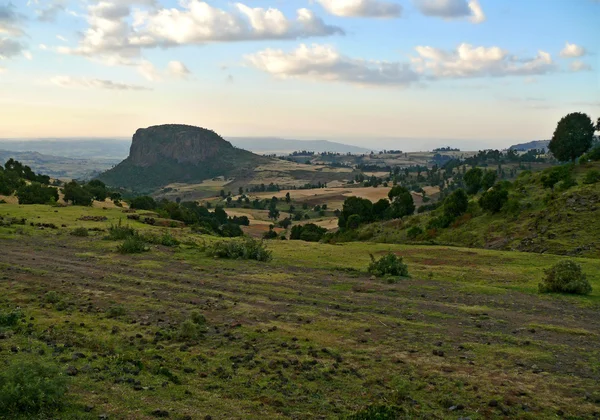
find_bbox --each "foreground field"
[1,204,600,419]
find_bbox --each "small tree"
[464,168,483,195]
[549,112,595,162]
[368,253,409,279]
[539,260,592,295]
[443,188,468,219]
[481,170,497,190]
[388,187,415,219]
[479,187,508,214]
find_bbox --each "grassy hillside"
[352,162,600,258]
[0,202,599,418]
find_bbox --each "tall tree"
[549,113,595,162]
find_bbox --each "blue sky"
[0,0,598,150]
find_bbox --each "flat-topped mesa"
[98,124,269,191]
[128,124,234,167]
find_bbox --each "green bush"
[207,238,272,262]
[0,310,21,328]
[144,232,179,246]
[348,404,404,420]
[106,305,127,318]
[406,226,423,239]
[190,311,206,325]
[44,291,60,304]
[583,170,600,185]
[538,260,592,295]
[479,187,509,214]
[0,359,68,417]
[290,223,327,242]
[368,253,409,279]
[106,220,137,240]
[70,227,89,237]
[117,236,148,254]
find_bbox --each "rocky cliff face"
[128,125,233,167]
[98,124,268,191]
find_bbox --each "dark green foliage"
[220,223,244,238]
[130,196,156,210]
[117,236,148,254]
[427,214,453,229]
[70,227,89,237]
[207,238,272,262]
[62,181,93,206]
[407,226,423,239]
[263,227,278,239]
[540,164,574,190]
[0,359,68,417]
[0,159,48,196]
[290,223,327,242]
[178,320,206,340]
[346,214,362,230]
[481,170,497,190]
[0,310,21,328]
[106,220,137,240]
[538,260,592,295]
[549,112,595,162]
[278,217,292,229]
[339,196,373,228]
[443,189,469,219]
[368,253,409,279]
[479,187,509,213]
[106,305,127,318]
[583,170,600,184]
[372,199,390,220]
[388,186,415,219]
[44,291,60,304]
[85,179,108,201]
[16,183,58,205]
[0,169,25,195]
[190,311,206,325]
[464,167,483,195]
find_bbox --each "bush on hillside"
[540,164,573,190]
[479,187,509,214]
[220,223,244,238]
[70,227,89,237]
[0,359,68,417]
[368,253,409,279]
[117,236,148,254]
[443,189,469,219]
[129,196,157,210]
[207,238,272,262]
[106,220,137,240]
[143,232,179,246]
[406,225,423,239]
[16,183,58,205]
[290,223,327,242]
[583,170,600,185]
[538,260,592,295]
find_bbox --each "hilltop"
[228,137,372,154]
[98,125,270,192]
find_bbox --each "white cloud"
[167,60,190,78]
[36,0,66,22]
[245,43,419,87]
[0,3,25,35]
[50,75,152,91]
[411,43,556,78]
[316,0,402,18]
[23,50,32,60]
[413,0,485,23]
[560,42,586,58]
[56,35,67,42]
[58,0,343,62]
[570,60,592,72]
[247,42,560,87]
[137,59,161,81]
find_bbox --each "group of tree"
[338,186,415,230]
[62,180,119,206]
[0,159,56,204]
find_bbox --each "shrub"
[220,223,244,237]
[106,305,126,318]
[443,189,468,219]
[190,311,206,325]
[70,227,89,237]
[346,214,362,230]
[0,359,68,417]
[44,291,60,304]
[144,232,179,246]
[263,227,278,239]
[178,320,205,341]
[538,260,592,295]
[117,236,148,254]
[207,238,272,262]
[0,310,21,328]
[106,220,137,240]
[406,226,423,239]
[290,223,327,242]
[368,253,409,279]
[479,187,509,214]
[583,170,600,185]
[16,183,58,205]
[129,196,156,210]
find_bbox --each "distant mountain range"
[509,140,550,151]
[0,139,130,160]
[227,137,372,154]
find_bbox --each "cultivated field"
[0,203,599,418]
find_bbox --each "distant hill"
[0,139,130,159]
[228,137,372,155]
[510,140,550,151]
[0,150,119,180]
[98,125,271,192]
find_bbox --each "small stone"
[66,366,78,376]
[150,409,169,417]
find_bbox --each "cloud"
[560,42,586,58]
[50,75,152,91]
[247,42,560,87]
[167,60,190,78]
[36,0,66,22]
[0,37,23,59]
[245,43,419,87]
[58,0,343,63]
[137,59,161,81]
[411,43,556,78]
[570,60,592,72]
[0,2,25,35]
[316,0,402,18]
[23,50,32,60]
[413,0,485,23]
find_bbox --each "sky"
[0,0,598,150]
